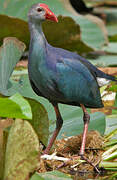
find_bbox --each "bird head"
[28,3,58,23]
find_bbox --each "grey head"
[28,3,58,23]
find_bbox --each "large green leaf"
[4,119,39,180]
[107,23,117,43]
[0,0,108,51]
[9,93,32,119]
[105,113,117,140]
[104,95,117,140]
[27,99,49,146]
[103,43,117,54]
[105,115,117,141]
[0,131,7,179]
[43,16,92,55]
[0,37,26,93]
[0,132,4,179]
[0,93,32,119]
[0,15,29,47]
[30,171,72,180]
[88,55,117,67]
[107,23,117,37]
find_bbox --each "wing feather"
[56,57,103,108]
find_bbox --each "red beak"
[40,3,58,22]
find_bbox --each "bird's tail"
[95,67,117,82]
[95,69,117,87]
[104,73,117,82]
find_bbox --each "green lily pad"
[0,37,26,94]
[9,93,32,119]
[0,131,7,179]
[43,16,92,55]
[107,23,117,37]
[88,55,117,67]
[102,43,117,53]
[30,170,72,180]
[0,93,32,119]
[4,119,40,180]
[0,15,29,47]
[105,115,117,139]
[27,98,49,146]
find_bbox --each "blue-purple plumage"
[28,33,116,108]
[28,5,116,109]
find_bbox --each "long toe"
[79,154,100,174]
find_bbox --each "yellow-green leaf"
[4,119,39,180]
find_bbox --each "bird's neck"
[29,21,47,64]
[29,22,45,42]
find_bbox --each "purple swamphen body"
[28,3,117,171]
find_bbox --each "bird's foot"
[43,147,50,155]
[79,153,100,174]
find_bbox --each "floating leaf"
[4,119,39,180]
[88,55,117,67]
[0,37,26,94]
[103,43,117,53]
[9,93,32,119]
[0,15,29,47]
[0,130,4,179]
[77,14,108,49]
[105,115,117,140]
[43,16,92,55]
[27,98,49,146]
[30,170,72,180]
[0,93,32,119]
[0,130,7,179]
[107,23,117,37]
[105,95,117,140]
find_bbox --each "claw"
[79,154,100,174]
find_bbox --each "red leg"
[79,104,100,173]
[79,104,90,156]
[43,104,63,154]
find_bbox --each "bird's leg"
[79,104,100,173]
[79,104,90,156]
[43,104,63,154]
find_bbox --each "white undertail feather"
[97,77,111,87]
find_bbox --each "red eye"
[37,8,42,12]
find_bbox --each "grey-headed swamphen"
[28,3,117,172]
